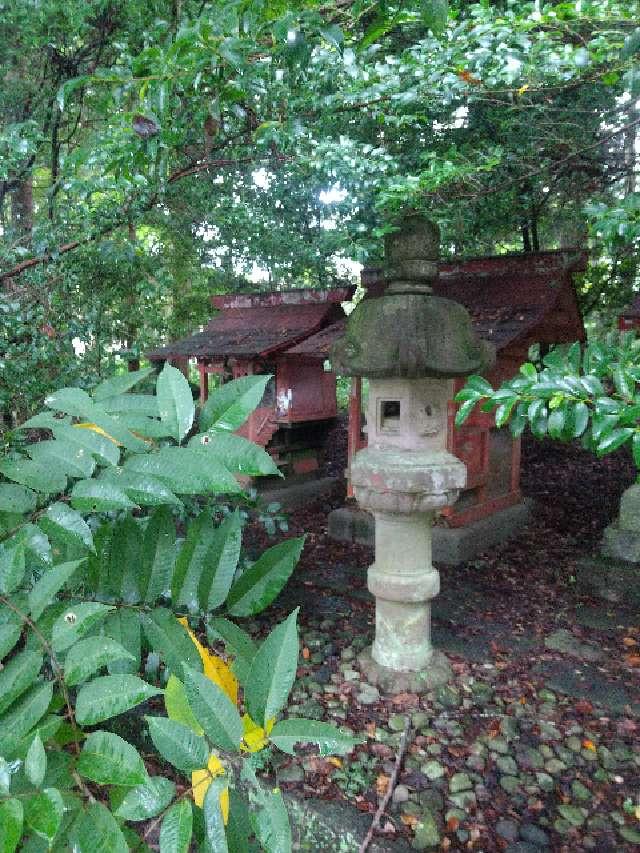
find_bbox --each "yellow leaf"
[327,757,342,768]
[74,422,121,445]
[241,714,275,753]
[582,739,596,752]
[165,674,203,735]
[517,83,530,95]
[178,617,238,704]
[635,805,640,821]
[191,754,229,823]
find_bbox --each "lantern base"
[358,647,451,694]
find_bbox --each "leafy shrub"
[0,366,359,850]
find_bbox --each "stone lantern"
[333,216,494,691]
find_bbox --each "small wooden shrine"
[618,295,640,332]
[148,289,350,475]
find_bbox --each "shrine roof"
[147,288,351,361]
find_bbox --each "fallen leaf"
[302,647,310,660]
[625,654,640,667]
[376,774,390,796]
[401,814,418,828]
[622,637,638,647]
[574,699,593,714]
[327,757,342,768]
[447,816,460,832]
[582,739,597,752]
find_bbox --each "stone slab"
[576,556,640,606]
[601,524,640,563]
[258,475,340,509]
[328,501,532,564]
[534,660,640,716]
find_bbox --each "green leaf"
[51,601,114,653]
[633,432,640,468]
[269,719,361,756]
[0,545,25,594]
[77,730,147,786]
[455,398,477,426]
[200,374,271,432]
[28,438,96,479]
[204,778,229,852]
[0,607,22,661]
[140,608,203,675]
[421,0,449,34]
[53,422,120,467]
[226,537,304,617]
[548,407,566,439]
[0,455,67,494]
[0,649,43,715]
[189,432,280,477]
[165,675,203,734]
[25,732,47,787]
[69,479,137,512]
[159,800,192,853]
[142,506,177,604]
[172,510,216,609]
[29,559,86,621]
[92,367,155,401]
[146,716,209,773]
[76,674,162,725]
[44,387,95,417]
[245,609,298,727]
[104,609,141,675]
[102,393,159,417]
[226,791,251,853]
[183,666,243,752]
[104,514,141,601]
[251,786,291,853]
[24,787,63,842]
[114,776,176,821]
[0,484,37,514]
[125,448,242,495]
[597,427,634,456]
[157,363,195,442]
[0,683,53,757]
[573,401,590,438]
[64,636,136,686]
[100,468,182,507]
[72,801,129,853]
[39,502,94,552]
[206,617,257,685]
[622,27,640,59]
[0,798,22,853]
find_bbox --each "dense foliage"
[455,332,640,467]
[0,368,359,850]
[2,1,640,419]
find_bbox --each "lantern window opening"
[379,399,401,434]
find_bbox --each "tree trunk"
[521,222,531,253]
[11,175,33,237]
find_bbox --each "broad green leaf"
[109,514,142,602]
[51,602,114,652]
[142,506,176,603]
[0,798,22,853]
[172,510,216,608]
[100,468,182,508]
[198,510,242,612]
[189,432,280,477]
[165,675,203,734]
[111,413,175,438]
[104,609,141,675]
[86,521,111,597]
[77,730,147,786]
[23,787,63,842]
[270,719,361,756]
[622,27,640,59]
[146,716,209,773]
[633,432,640,468]
[597,427,634,456]
[11,522,51,565]
[125,447,242,495]
[421,0,449,34]
[28,559,86,620]
[0,456,67,494]
[53,422,120,466]
[245,609,298,727]
[140,608,203,675]
[25,732,47,787]
[72,801,129,853]
[39,502,94,552]
[101,393,159,416]
[0,607,22,661]
[572,401,590,438]
[0,545,25,594]
[0,484,37,514]
[157,363,195,442]
[183,666,243,752]
[226,791,251,853]
[0,649,43,715]
[69,479,137,512]
[82,408,148,451]
[64,636,135,686]
[200,374,271,432]
[226,537,304,617]
[251,786,291,853]
[27,438,96,479]
[0,683,53,757]
[204,778,229,853]
[114,776,176,821]
[159,800,192,853]
[44,387,94,417]
[206,617,256,686]
[92,367,155,401]
[76,674,163,725]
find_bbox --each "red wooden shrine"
[148,289,350,475]
[618,294,640,332]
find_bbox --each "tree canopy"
[1,1,640,416]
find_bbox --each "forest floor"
[241,434,640,852]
